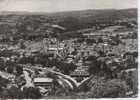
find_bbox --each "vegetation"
[0,8,137,99]
[87,78,128,98]
[0,8,137,40]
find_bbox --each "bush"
[1,86,42,99]
[22,87,42,99]
[1,86,23,99]
[87,78,128,98]
[0,76,10,94]
[0,58,5,71]
[88,59,100,75]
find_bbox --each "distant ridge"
[0,8,137,15]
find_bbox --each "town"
[0,8,138,99]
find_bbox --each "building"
[42,38,65,57]
[34,77,53,89]
[70,70,90,82]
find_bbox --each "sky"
[0,0,137,12]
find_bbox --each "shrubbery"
[0,86,42,99]
[83,77,128,98]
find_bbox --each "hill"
[0,8,137,40]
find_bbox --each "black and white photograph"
[0,0,138,99]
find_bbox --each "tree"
[98,38,103,43]
[22,87,42,99]
[0,58,5,71]
[7,65,14,74]
[6,61,17,73]
[15,65,23,76]
[2,85,23,99]
[59,17,80,31]
[88,59,100,75]
[111,35,121,45]
[56,62,77,75]
[86,39,96,45]
[0,76,10,93]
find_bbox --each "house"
[42,38,65,57]
[34,77,53,89]
[123,51,138,61]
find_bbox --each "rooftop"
[34,77,53,83]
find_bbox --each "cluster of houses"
[0,21,138,97]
